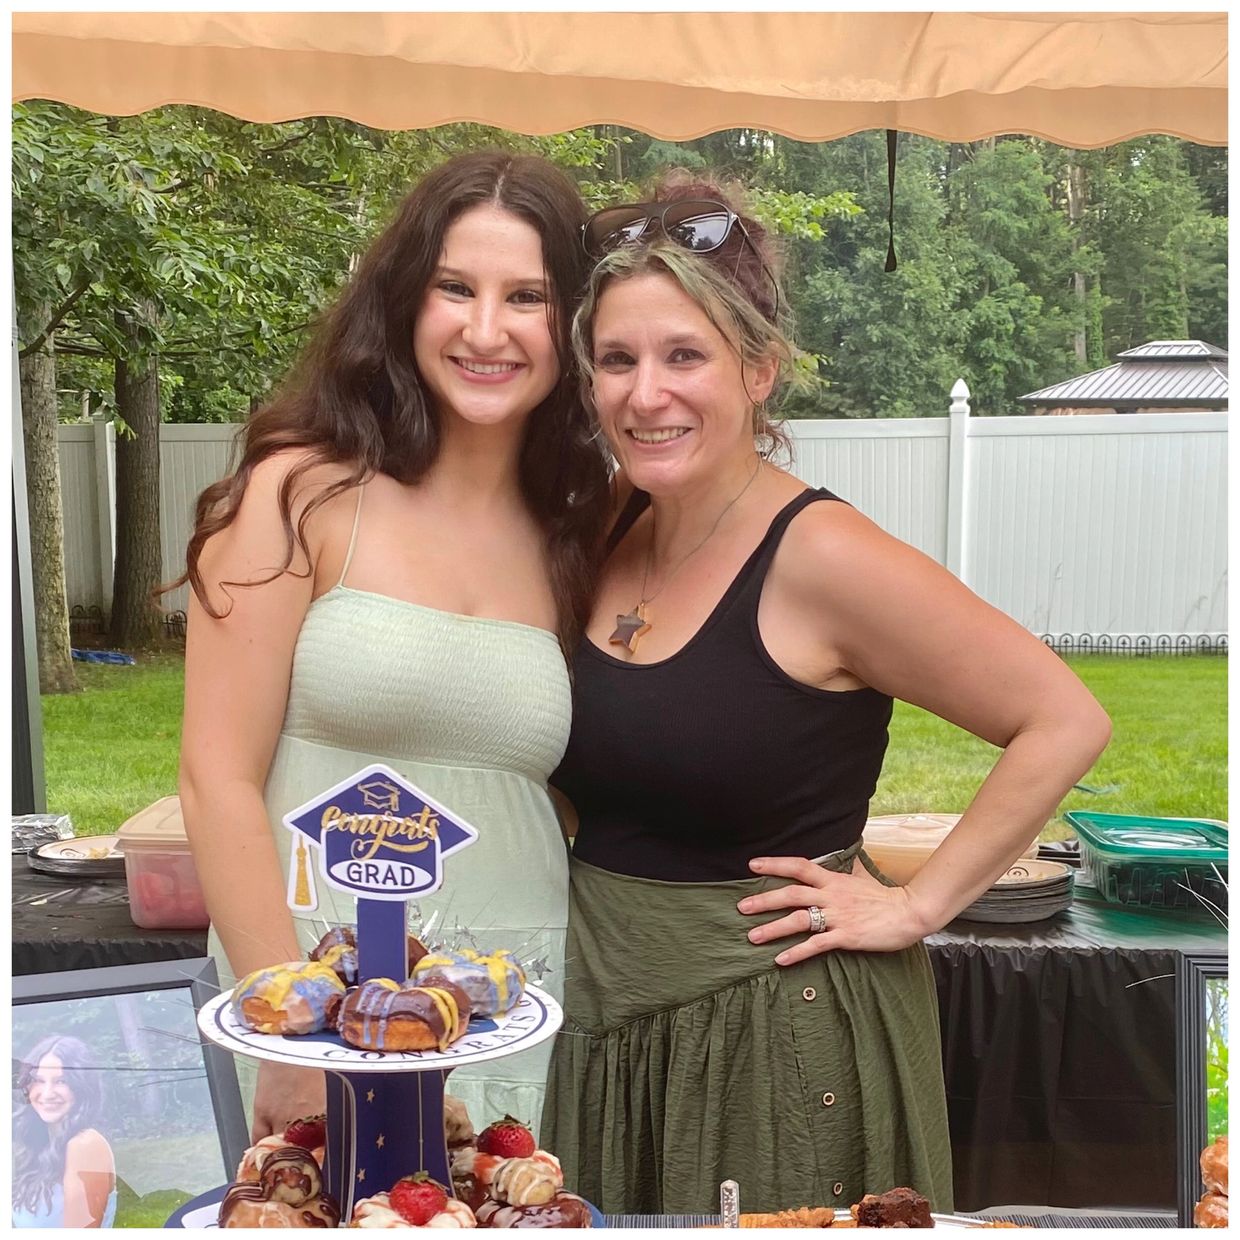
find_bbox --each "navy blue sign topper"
[282,764,478,909]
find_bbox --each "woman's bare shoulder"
[65,1129,114,1168]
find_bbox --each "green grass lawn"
[875,655,1228,840]
[42,653,1226,839]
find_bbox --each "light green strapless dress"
[208,490,571,1138]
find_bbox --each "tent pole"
[12,299,46,813]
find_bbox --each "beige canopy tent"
[9,10,1228,812]
[11,11,1227,147]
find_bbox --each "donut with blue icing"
[338,977,471,1052]
[412,948,526,1017]
[308,925,429,986]
[232,960,346,1035]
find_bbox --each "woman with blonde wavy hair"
[544,178,1111,1214]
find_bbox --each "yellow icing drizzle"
[419,985,460,1049]
[235,960,343,1028]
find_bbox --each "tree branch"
[256,127,315,158]
[51,342,110,358]
[18,272,93,359]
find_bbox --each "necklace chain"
[639,456,762,607]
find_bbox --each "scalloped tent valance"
[11,11,1228,147]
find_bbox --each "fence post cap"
[949,379,971,416]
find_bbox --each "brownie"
[854,1187,933,1228]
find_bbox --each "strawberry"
[283,1114,326,1151]
[477,1115,536,1160]
[389,1172,448,1225]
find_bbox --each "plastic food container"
[863,813,1038,886]
[1065,811,1228,913]
[116,796,210,930]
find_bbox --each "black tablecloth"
[11,856,207,975]
[929,890,1224,1211]
[11,857,1225,1212]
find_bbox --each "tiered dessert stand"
[169,764,564,1227]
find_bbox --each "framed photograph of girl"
[13,957,247,1228]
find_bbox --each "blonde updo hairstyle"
[572,176,795,462]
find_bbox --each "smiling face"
[27,1055,73,1126]
[413,204,561,432]
[590,272,776,497]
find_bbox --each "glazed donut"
[232,960,346,1035]
[349,1192,476,1228]
[1194,1190,1228,1229]
[310,925,429,986]
[413,949,526,1016]
[339,978,471,1052]
[1201,1135,1228,1195]
[475,1191,593,1228]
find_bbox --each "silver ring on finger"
[807,905,827,934]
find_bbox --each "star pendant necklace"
[610,457,763,654]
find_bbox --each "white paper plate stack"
[957,858,1074,924]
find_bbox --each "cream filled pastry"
[351,1193,476,1228]
[413,949,526,1017]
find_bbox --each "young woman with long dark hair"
[13,1035,117,1228]
[177,152,610,1142]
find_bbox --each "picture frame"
[1175,950,1229,1227]
[12,957,248,1228]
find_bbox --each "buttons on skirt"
[821,1091,836,1107]
[802,986,817,1001]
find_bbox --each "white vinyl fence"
[57,388,1228,648]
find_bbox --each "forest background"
[12,103,1229,669]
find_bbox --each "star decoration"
[610,606,651,653]
[527,955,552,982]
[376,1134,386,1150]
[366,1089,375,1103]
[357,1169,366,1183]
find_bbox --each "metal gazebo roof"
[1019,341,1229,411]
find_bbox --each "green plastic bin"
[1065,811,1228,914]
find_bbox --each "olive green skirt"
[542,844,953,1216]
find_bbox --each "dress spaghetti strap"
[337,483,366,588]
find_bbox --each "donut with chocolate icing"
[232,960,346,1035]
[413,949,526,1017]
[475,1191,593,1228]
[339,977,471,1052]
[310,925,429,986]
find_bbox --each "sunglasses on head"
[581,198,781,321]
[581,198,748,257]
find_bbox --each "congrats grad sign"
[282,763,479,909]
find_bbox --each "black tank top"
[552,487,894,881]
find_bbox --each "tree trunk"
[18,300,80,694]
[1067,162,1088,364]
[110,311,163,648]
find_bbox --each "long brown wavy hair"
[174,152,611,655]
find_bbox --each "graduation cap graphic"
[282,763,479,910]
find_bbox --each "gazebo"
[1020,340,1230,415]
